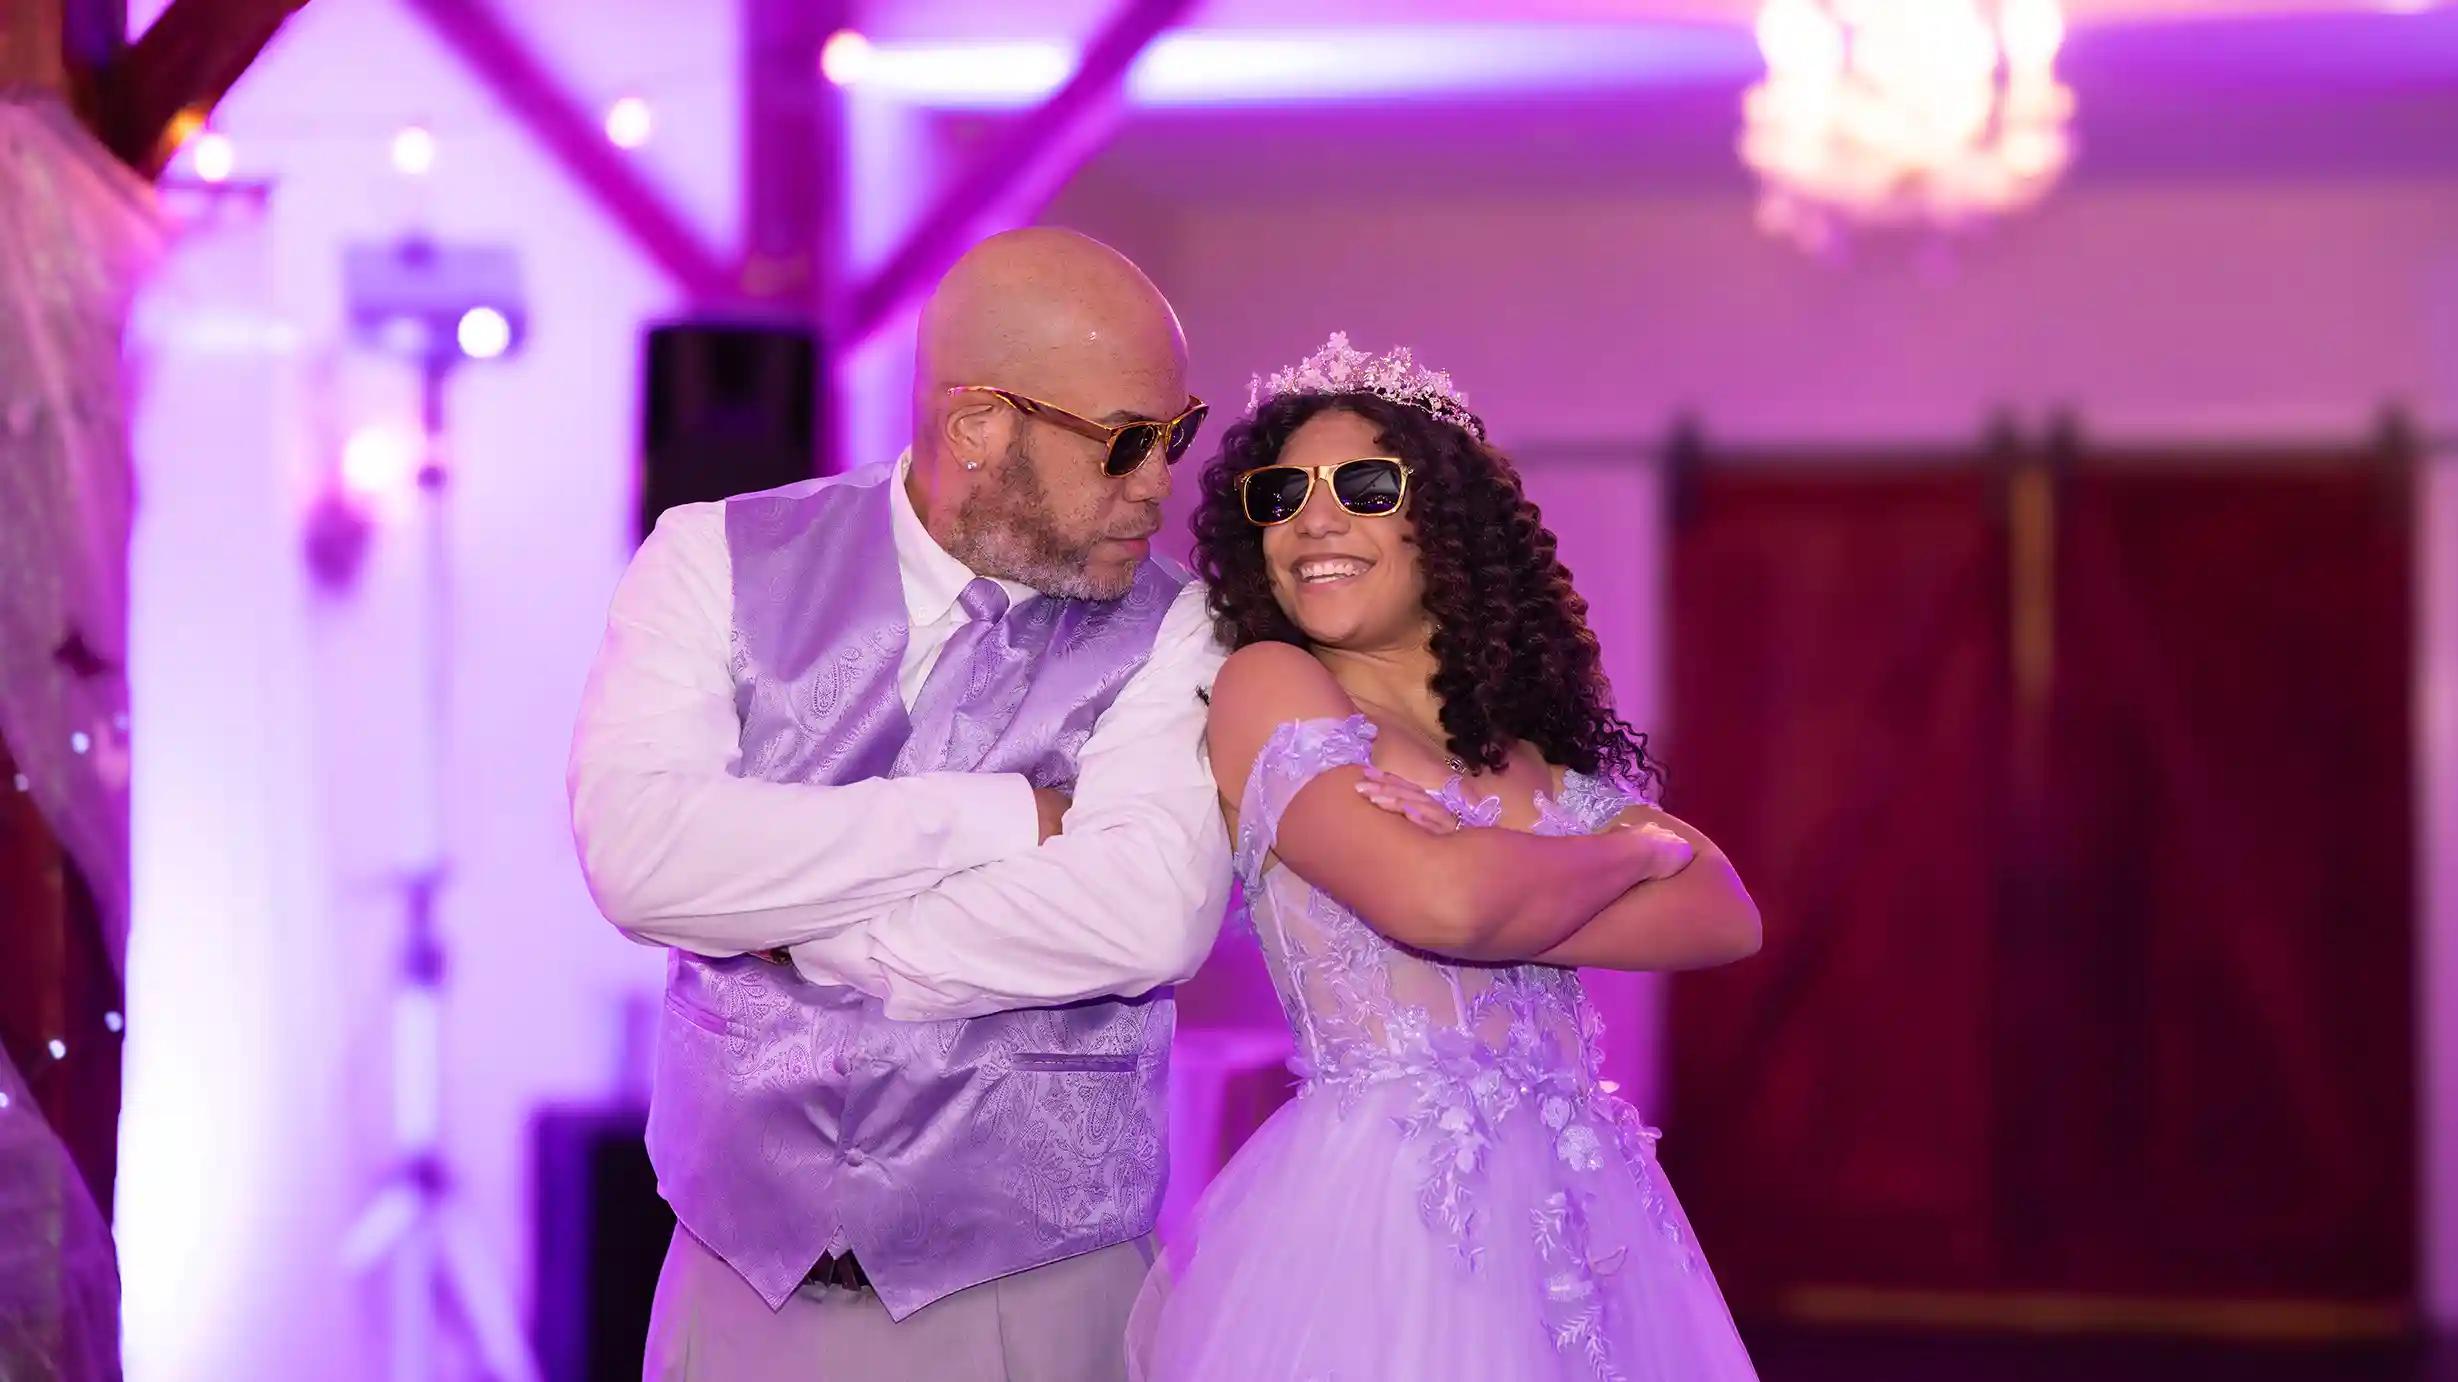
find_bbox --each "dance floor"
[1745,1328,2458,1382]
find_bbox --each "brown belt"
[804,1250,872,1293]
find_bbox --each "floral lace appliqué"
[1535,1190,1627,1382]
[1430,776,1506,829]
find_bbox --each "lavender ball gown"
[1128,716,1759,1382]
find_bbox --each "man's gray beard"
[946,437,1133,601]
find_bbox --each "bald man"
[568,229,1229,1381]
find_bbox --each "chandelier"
[1739,0,2076,252]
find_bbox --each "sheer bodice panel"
[1235,718,1684,1256]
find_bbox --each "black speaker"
[639,321,823,542]
[531,1105,674,1382]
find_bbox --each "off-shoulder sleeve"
[1233,714,1378,882]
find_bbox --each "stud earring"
[965,460,981,471]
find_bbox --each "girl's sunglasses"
[951,386,1208,478]
[1238,458,1411,527]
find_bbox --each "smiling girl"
[1126,336,1763,1382]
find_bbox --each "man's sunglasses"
[951,386,1208,478]
[1237,458,1412,527]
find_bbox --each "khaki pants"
[644,1227,1154,1382]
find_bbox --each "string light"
[47,1039,67,1060]
[162,106,208,157]
[391,125,437,177]
[70,731,90,755]
[191,132,236,183]
[10,773,26,792]
[821,30,875,86]
[604,97,653,149]
[105,1012,125,1034]
[456,307,512,360]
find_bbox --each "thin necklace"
[1352,692,1467,777]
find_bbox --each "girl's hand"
[1616,820,1696,881]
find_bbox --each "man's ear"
[943,395,1006,469]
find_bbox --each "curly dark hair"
[1190,391,1663,794]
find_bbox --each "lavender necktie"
[896,577,1034,774]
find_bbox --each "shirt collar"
[889,450,1037,625]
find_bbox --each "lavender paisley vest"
[648,465,1185,1319]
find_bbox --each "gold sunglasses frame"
[949,386,1208,476]
[1237,458,1414,528]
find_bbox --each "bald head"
[914,227,1186,433]
[906,229,1195,600]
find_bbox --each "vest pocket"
[1009,1052,1142,1074]
[664,990,732,1038]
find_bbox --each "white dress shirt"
[568,455,1230,1021]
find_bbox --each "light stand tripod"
[335,334,539,1382]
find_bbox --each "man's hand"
[1614,820,1696,881]
[1355,766,1459,834]
[1034,787,1071,844]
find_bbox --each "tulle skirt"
[1128,1078,1759,1382]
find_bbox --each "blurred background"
[2,0,2454,1378]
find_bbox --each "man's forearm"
[573,764,1040,953]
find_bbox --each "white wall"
[121,195,339,1382]
[120,1,732,1375]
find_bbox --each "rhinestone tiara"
[1248,332,1485,441]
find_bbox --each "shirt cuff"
[953,770,1041,868]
